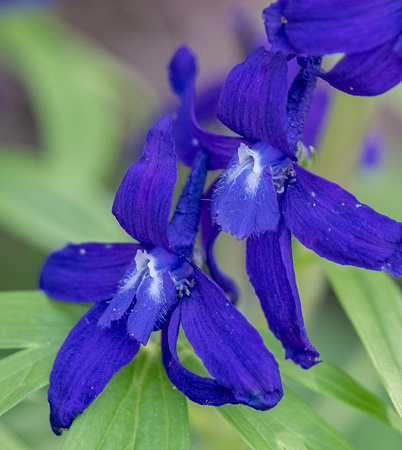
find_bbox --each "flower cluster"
[40,0,402,435]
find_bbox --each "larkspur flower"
[263,0,402,96]
[40,114,283,435]
[169,45,402,369]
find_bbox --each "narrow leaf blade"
[0,152,126,251]
[326,263,402,418]
[261,330,402,433]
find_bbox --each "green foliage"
[0,291,87,416]
[0,346,58,416]
[0,291,88,348]
[0,11,154,185]
[0,11,155,251]
[63,346,190,450]
[219,387,354,450]
[0,292,190,449]
[327,264,402,419]
[0,6,401,450]
[261,330,402,433]
[0,421,30,450]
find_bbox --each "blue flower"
[39,114,283,435]
[169,46,402,369]
[263,0,402,96]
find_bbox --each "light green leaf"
[260,330,402,433]
[326,263,402,419]
[0,290,88,348]
[0,152,126,250]
[63,345,190,450]
[0,291,89,415]
[219,387,353,450]
[0,346,57,416]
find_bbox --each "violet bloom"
[169,46,402,370]
[263,0,402,96]
[40,114,283,435]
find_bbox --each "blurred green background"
[0,1,401,449]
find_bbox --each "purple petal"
[127,271,177,345]
[97,260,147,328]
[286,56,322,153]
[395,34,402,57]
[212,144,281,240]
[169,150,208,259]
[112,114,177,249]
[179,265,283,410]
[169,46,251,170]
[319,38,402,96]
[48,302,140,435]
[161,307,239,407]
[246,227,320,368]
[284,165,402,277]
[169,45,197,104]
[218,47,292,156]
[39,243,141,302]
[200,182,239,303]
[263,0,402,55]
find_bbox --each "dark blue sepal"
[178,265,283,410]
[246,224,320,369]
[112,114,177,250]
[39,243,142,303]
[286,55,322,153]
[161,307,239,407]
[284,165,402,276]
[48,302,140,435]
[169,45,197,102]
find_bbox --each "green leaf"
[0,421,30,450]
[326,264,402,419]
[219,387,353,450]
[0,291,88,348]
[0,346,57,416]
[0,11,155,185]
[0,151,126,250]
[260,330,402,433]
[0,291,89,414]
[63,345,190,450]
